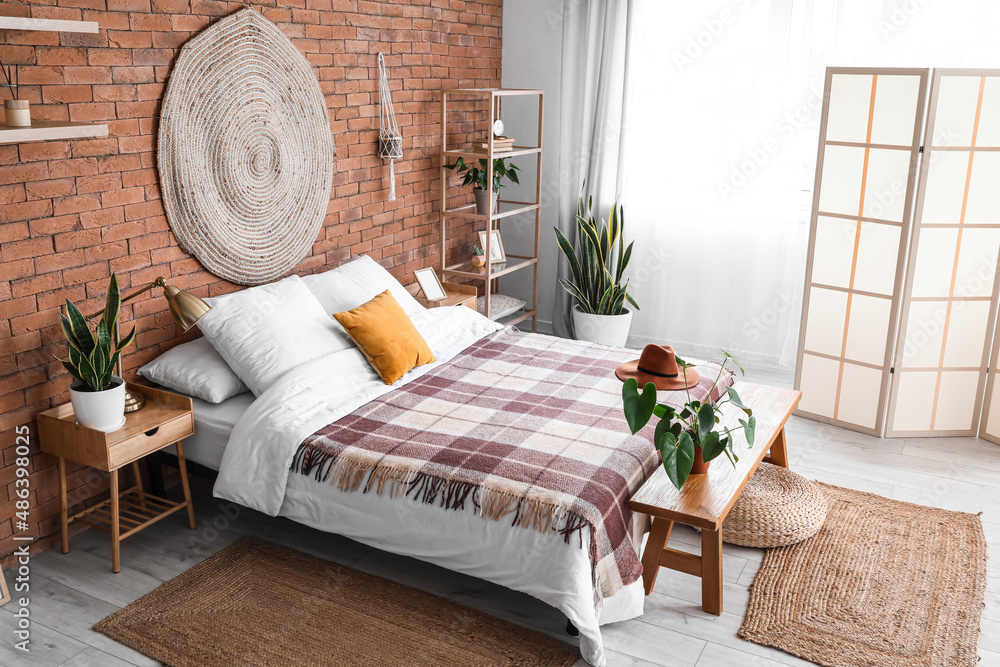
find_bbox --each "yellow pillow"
[333,290,435,385]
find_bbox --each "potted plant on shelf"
[446,156,521,215]
[622,351,756,489]
[471,244,486,267]
[0,61,29,127]
[57,274,137,432]
[554,184,639,346]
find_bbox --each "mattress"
[160,389,254,470]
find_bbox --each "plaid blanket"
[291,330,732,599]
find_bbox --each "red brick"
[25,179,76,200]
[36,47,87,66]
[63,66,113,85]
[18,142,72,163]
[54,229,103,252]
[29,214,81,237]
[1,236,54,262]
[1,199,53,223]
[75,174,123,194]
[41,85,93,104]
[53,194,102,216]
[48,158,99,179]
[92,84,139,103]
[35,248,86,275]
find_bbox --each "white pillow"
[301,254,425,317]
[139,338,248,404]
[197,275,352,396]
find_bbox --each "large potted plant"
[554,185,639,346]
[58,274,137,432]
[446,156,521,215]
[622,351,756,489]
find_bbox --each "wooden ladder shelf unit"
[439,88,543,330]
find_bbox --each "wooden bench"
[628,382,801,615]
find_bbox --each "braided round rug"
[158,8,334,285]
[740,483,988,667]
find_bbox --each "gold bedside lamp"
[86,277,211,412]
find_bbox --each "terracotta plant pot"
[690,444,710,475]
[471,255,486,267]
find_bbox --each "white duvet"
[213,306,644,666]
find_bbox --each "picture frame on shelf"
[414,267,448,301]
[478,230,506,263]
[0,564,10,608]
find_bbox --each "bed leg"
[566,618,579,637]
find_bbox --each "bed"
[139,256,725,666]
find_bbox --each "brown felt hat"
[615,344,700,391]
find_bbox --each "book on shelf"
[475,136,515,152]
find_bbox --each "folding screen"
[794,68,928,436]
[886,70,1000,436]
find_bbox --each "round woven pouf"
[158,8,334,286]
[722,463,827,548]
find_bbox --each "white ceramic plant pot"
[70,377,126,432]
[572,305,633,347]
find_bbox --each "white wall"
[500,0,565,334]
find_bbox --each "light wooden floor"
[3,368,999,667]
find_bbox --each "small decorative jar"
[4,100,30,127]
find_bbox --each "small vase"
[4,99,30,127]
[471,255,486,267]
[473,188,499,216]
[690,445,710,475]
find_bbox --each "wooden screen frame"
[887,68,1000,438]
[977,246,1000,444]
[794,67,929,436]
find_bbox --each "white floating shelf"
[0,120,108,145]
[0,16,99,33]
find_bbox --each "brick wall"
[0,0,502,564]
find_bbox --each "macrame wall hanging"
[158,8,335,286]
[377,53,403,201]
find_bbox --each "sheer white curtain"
[552,0,633,338]
[614,0,1000,367]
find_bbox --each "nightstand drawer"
[107,412,194,469]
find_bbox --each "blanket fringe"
[292,445,589,547]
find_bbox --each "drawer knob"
[144,427,160,437]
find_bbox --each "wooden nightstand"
[407,281,477,309]
[37,384,197,573]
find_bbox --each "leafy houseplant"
[59,274,137,431]
[622,351,756,490]
[446,157,521,215]
[553,183,639,346]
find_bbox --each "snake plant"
[58,273,136,392]
[554,184,639,316]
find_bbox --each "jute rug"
[95,537,578,667]
[740,483,988,667]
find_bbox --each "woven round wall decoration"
[158,8,334,285]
